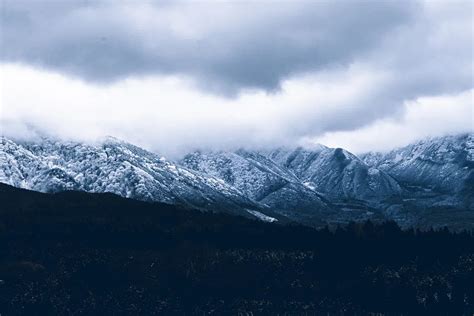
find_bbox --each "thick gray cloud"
[1,0,419,93]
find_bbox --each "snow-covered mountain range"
[1,133,473,229]
[0,136,281,222]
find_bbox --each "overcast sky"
[0,0,472,156]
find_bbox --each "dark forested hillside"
[0,183,473,315]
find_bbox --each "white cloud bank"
[313,90,473,153]
[1,63,472,156]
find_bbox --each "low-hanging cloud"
[1,63,472,157]
[313,90,474,153]
[0,1,472,155]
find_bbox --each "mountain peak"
[101,135,126,144]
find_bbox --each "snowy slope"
[263,145,401,201]
[361,133,474,210]
[362,133,473,194]
[0,136,275,219]
[180,149,336,224]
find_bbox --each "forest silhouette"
[0,183,473,315]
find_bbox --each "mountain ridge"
[1,133,473,229]
[0,136,284,222]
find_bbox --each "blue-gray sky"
[0,0,473,155]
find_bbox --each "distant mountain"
[362,133,474,209]
[262,145,401,201]
[1,133,473,229]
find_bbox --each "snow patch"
[303,181,316,190]
[368,168,380,176]
[246,210,278,223]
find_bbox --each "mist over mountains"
[1,133,473,230]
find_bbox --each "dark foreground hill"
[0,183,473,315]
